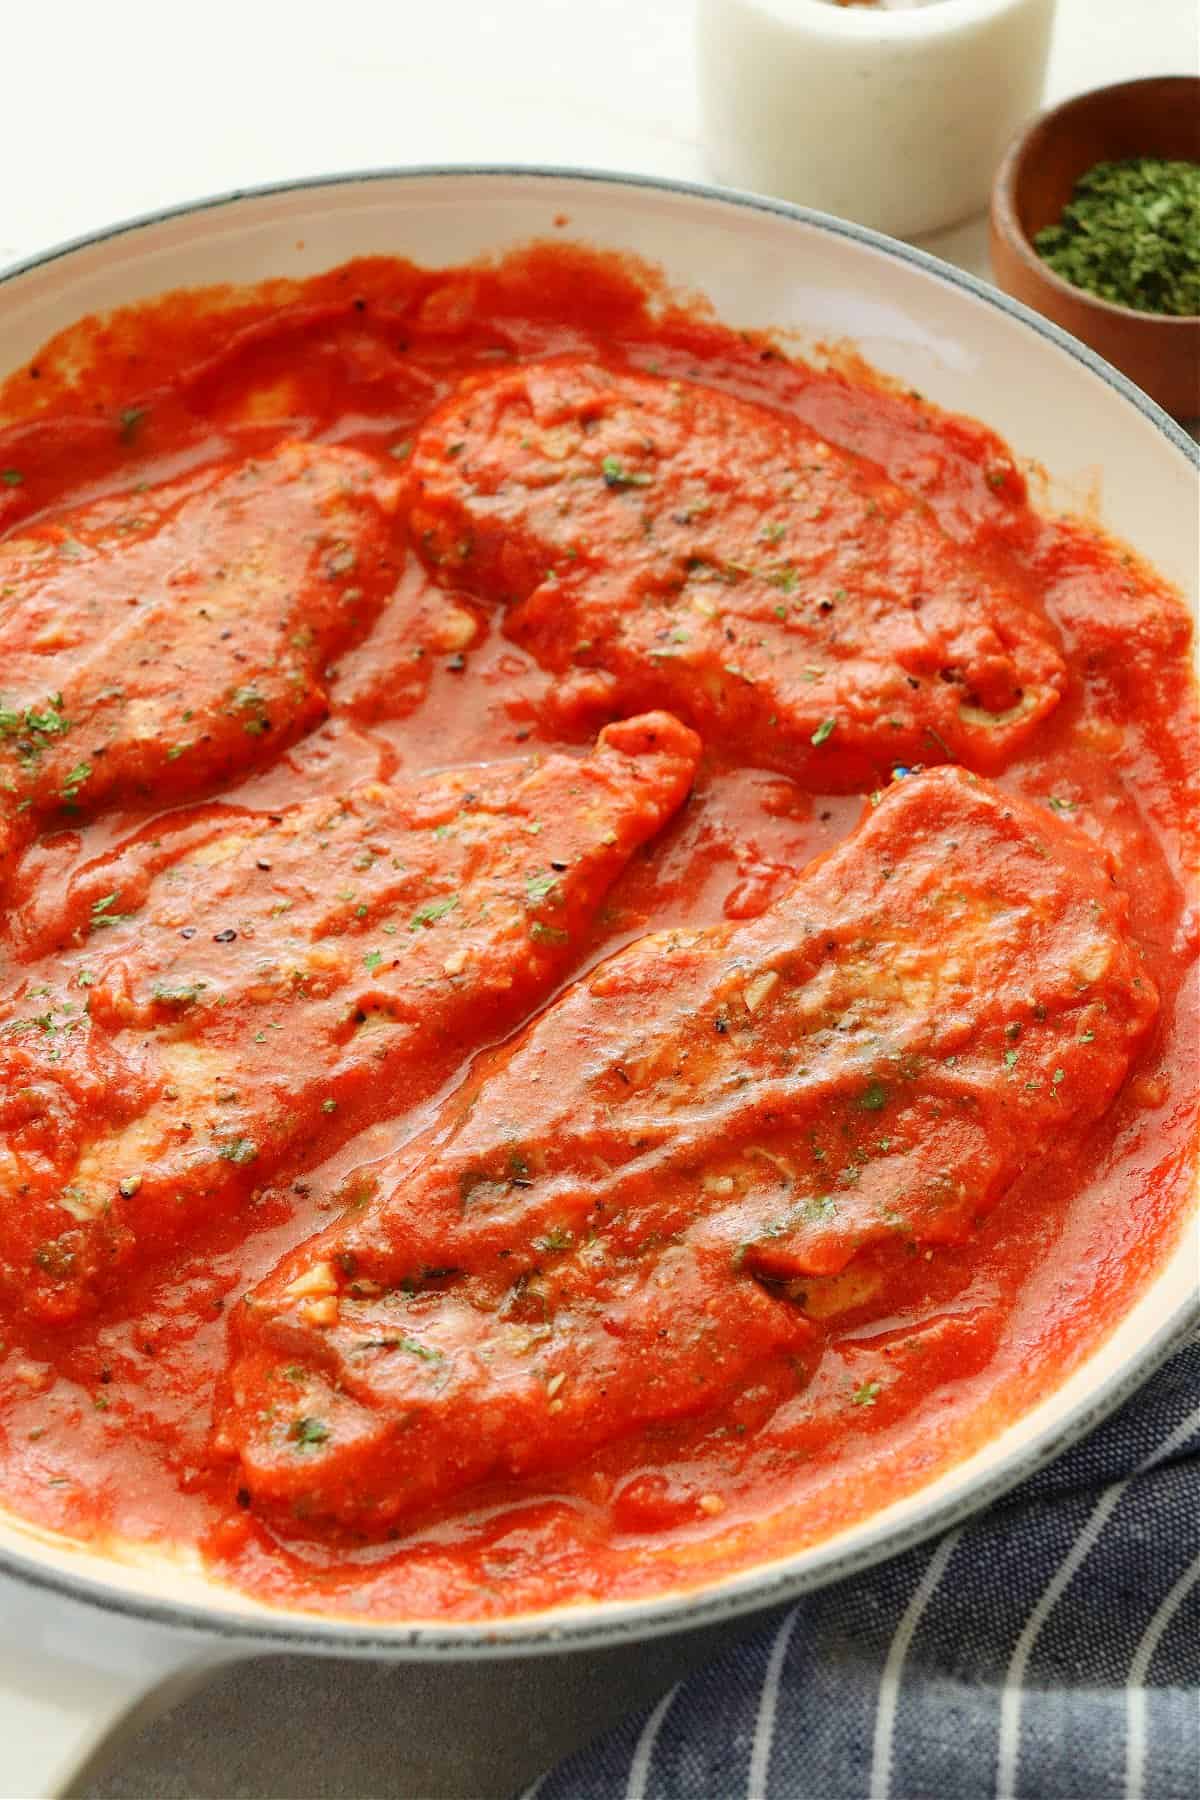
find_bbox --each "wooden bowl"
[990,75,1200,419]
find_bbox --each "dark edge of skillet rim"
[0,164,1196,1658]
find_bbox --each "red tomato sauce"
[0,243,1195,1621]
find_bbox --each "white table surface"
[0,1,1195,1795]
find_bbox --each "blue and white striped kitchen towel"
[535,1328,1200,1800]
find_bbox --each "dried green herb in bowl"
[1033,157,1200,317]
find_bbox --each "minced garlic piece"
[284,1260,338,1300]
[743,970,780,1014]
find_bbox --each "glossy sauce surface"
[0,244,1195,1621]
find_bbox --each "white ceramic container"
[696,0,1058,236]
[0,167,1195,1799]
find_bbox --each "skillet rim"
[0,162,1196,1656]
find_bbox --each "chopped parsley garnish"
[289,1416,330,1448]
[858,1081,888,1112]
[88,892,135,932]
[851,1381,882,1407]
[734,1194,837,1265]
[363,949,384,973]
[232,686,272,736]
[530,920,569,945]
[217,1137,258,1165]
[524,871,558,907]
[533,1226,574,1254]
[60,761,92,802]
[811,717,837,748]
[601,455,651,489]
[0,695,72,759]
[409,895,459,930]
[118,406,148,444]
[354,1336,444,1363]
[802,1194,837,1222]
[151,981,206,1007]
[1,469,23,486]
[1033,157,1200,316]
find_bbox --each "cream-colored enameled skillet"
[0,168,1196,1798]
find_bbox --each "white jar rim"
[759,0,1047,37]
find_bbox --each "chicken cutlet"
[221,766,1154,1531]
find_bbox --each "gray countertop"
[83,1616,766,1799]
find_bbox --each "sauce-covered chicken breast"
[221,767,1156,1532]
[0,443,403,871]
[410,359,1066,787]
[0,713,699,1322]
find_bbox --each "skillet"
[0,166,1196,1798]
